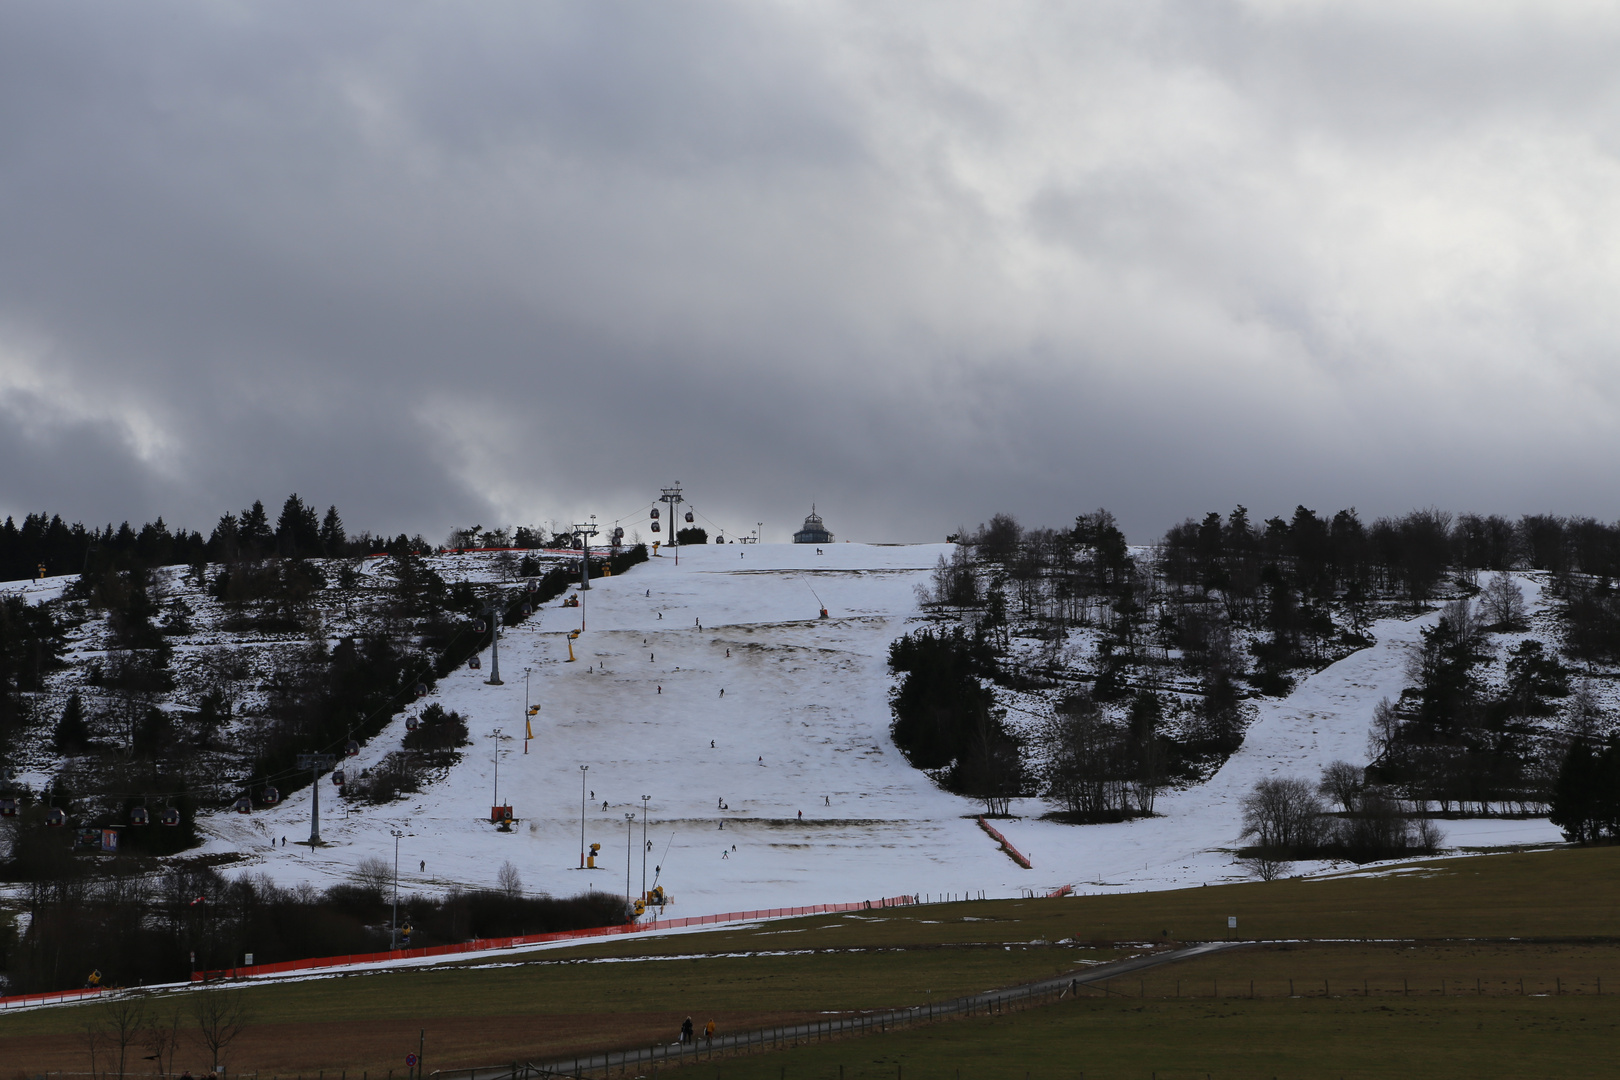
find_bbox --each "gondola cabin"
[333,768,346,785]
[160,807,181,826]
[415,683,428,698]
[650,507,660,518]
[651,520,660,533]
[0,797,17,817]
[685,511,694,523]
[406,714,420,731]
[345,740,360,757]
[474,620,488,634]
[232,797,252,814]
[469,654,481,669]
[46,807,66,827]
[261,786,280,805]
[129,806,149,826]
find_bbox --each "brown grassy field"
[3,845,1618,1076]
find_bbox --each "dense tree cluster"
[914,503,1620,824]
[887,627,1021,813]
[2,858,626,993]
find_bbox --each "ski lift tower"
[295,752,337,846]
[659,484,684,565]
[571,516,600,590]
[485,595,504,685]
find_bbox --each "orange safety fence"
[176,895,916,986]
[977,817,1033,869]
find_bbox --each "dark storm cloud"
[3,0,1619,546]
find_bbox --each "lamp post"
[640,795,650,902]
[625,813,636,912]
[489,728,503,809]
[390,828,404,949]
[579,765,589,868]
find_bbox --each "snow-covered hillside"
[184,543,1563,916]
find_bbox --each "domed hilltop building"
[793,505,834,544]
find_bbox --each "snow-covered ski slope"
[197,544,1564,913]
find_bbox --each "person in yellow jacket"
[704,1018,716,1043]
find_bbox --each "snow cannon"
[819,607,828,619]
[566,628,581,663]
[587,842,600,868]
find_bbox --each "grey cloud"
[3,1,1620,546]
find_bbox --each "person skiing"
[419,859,425,872]
[797,810,802,821]
[719,688,724,697]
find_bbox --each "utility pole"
[296,753,336,845]
[390,828,404,948]
[659,483,684,565]
[579,765,589,868]
[571,516,600,590]
[523,667,533,755]
[640,794,650,901]
[485,595,504,685]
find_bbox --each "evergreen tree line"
[0,494,443,585]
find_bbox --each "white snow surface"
[194,545,1564,914]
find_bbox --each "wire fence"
[439,943,1238,1080]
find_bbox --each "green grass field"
[3,845,1617,1075]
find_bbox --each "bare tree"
[497,860,523,898]
[351,855,394,898]
[1245,851,1292,881]
[1565,680,1604,739]
[95,994,148,1079]
[1479,573,1527,630]
[1239,777,1326,852]
[1366,697,1401,762]
[192,988,250,1073]
[146,1006,184,1079]
[1318,760,1362,814]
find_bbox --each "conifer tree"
[238,501,273,556]
[53,691,89,754]
[319,505,346,556]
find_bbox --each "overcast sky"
[3,1,1619,545]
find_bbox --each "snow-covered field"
[188,543,1564,916]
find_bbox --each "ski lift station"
[793,505,833,544]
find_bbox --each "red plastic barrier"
[187,895,916,984]
[977,817,1033,869]
[1046,884,1072,898]
[0,986,108,1011]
